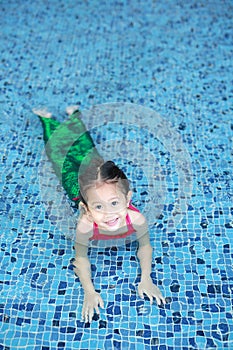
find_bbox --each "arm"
[74,218,95,293]
[137,239,153,279]
[73,243,95,293]
[134,212,153,279]
[74,241,104,323]
[137,233,166,305]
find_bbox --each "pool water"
[1,0,233,349]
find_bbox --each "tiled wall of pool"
[1,0,233,349]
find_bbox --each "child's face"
[85,182,131,232]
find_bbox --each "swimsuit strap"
[125,212,133,230]
[128,201,140,213]
[93,221,99,238]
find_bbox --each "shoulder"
[76,214,93,242]
[128,209,150,244]
[128,208,147,227]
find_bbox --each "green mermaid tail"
[39,109,102,203]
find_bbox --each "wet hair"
[78,159,130,207]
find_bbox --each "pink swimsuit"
[90,203,140,241]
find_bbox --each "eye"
[111,200,119,207]
[95,204,103,211]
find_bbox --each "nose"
[104,211,115,219]
[102,203,118,214]
[103,207,117,219]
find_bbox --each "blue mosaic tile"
[1,0,233,349]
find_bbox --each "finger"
[155,292,166,305]
[85,309,90,323]
[94,296,104,314]
[95,305,100,315]
[138,286,144,299]
[149,295,154,305]
[83,306,91,323]
[99,297,104,309]
[82,307,86,322]
[161,296,166,305]
[84,311,88,323]
[138,290,144,299]
[88,309,94,323]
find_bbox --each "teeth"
[106,218,118,225]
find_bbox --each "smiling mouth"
[105,218,119,227]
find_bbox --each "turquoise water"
[1,0,233,349]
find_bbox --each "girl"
[34,106,165,323]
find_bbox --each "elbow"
[73,259,81,276]
[73,256,90,275]
[137,243,152,260]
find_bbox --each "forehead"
[86,182,124,202]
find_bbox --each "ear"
[126,191,132,207]
[79,201,94,222]
[79,201,88,214]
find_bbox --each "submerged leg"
[35,108,102,202]
[33,108,60,143]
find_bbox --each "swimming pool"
[1,0,233,349]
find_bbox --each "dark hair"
[78,159,130,206]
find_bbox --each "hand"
[138,277,166,305]
[82,291,104,323]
